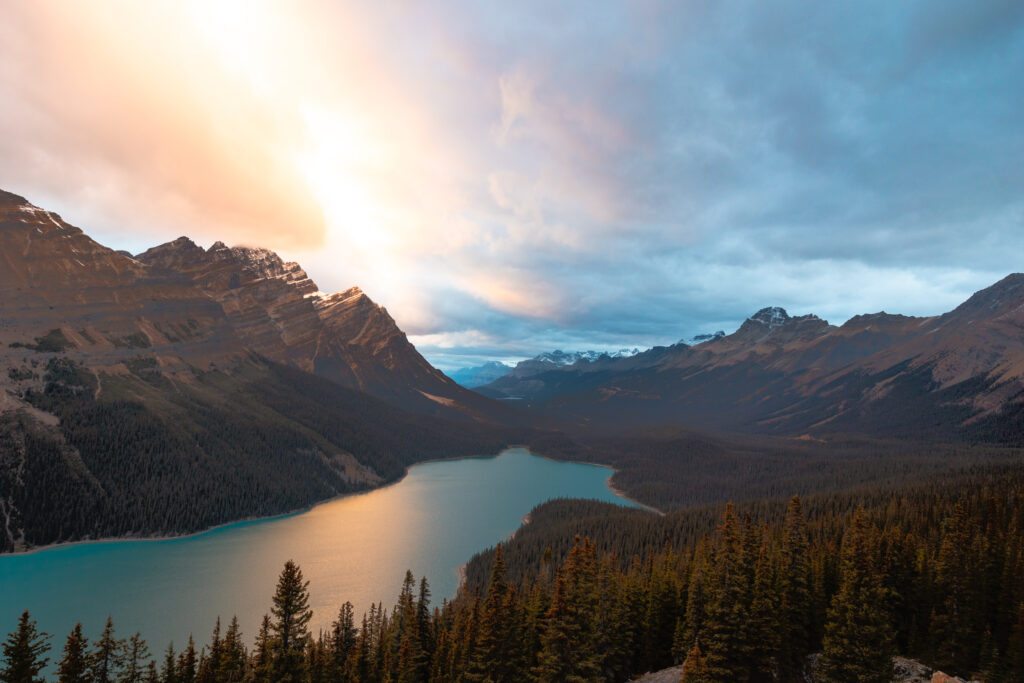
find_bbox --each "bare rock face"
[135,235,509,421]
[0,191,245,377]
[1,188,513,423]
[892,655,932,682]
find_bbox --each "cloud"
[0,1,325,250]
[3,0,1023,369]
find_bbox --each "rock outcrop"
[135,236,515,421]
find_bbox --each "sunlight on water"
[0,448,641,652]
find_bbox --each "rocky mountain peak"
[947,273,1024,322]
[731,307,830,347]
[750,306,790,328]
[0,189,30,206]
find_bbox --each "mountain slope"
[0,188,520,551]
[496,283,1024,441]
[135,237,519,423]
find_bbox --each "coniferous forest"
[4,462,1022,683]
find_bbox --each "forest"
[0,357,517,552]
[3,461,1022,682]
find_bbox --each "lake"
[0,447,642,654]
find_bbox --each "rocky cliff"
[135,236,516,422]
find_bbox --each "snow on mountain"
[677,331,726,346]
[534,348,643,366]
[749,306,790,328]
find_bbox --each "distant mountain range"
[478,290,1024,442]
[446,361,514,388]
[449,348,644,389]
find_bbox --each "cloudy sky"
[2,1,1023,370]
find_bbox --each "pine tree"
[746,533,778,682]
[251,616,272,683]
[1003,603,1024,680]
[469,544,514,680]
[270,560,313,682]
[416,577,434,678]
[217,617,246,682]
[0,610,50,683]
[680,640,709,683]
[198,618,221,683]
[57,623,89,683]
[392,569,423,683]
[177,636,197,683]
[778,495,813,677]
[160,643,177,683]
[534,568,574,682]
[330,603,357,677]
[931,503,982,675]
[643,551,679,672]
[90,616,125,683]
[702,503,752,681]
[820,508,894,683]
[121,633,151,683]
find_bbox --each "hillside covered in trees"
[0,356,518,553]
[4,461,1023,682]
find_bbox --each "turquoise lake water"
[0,447,641,654]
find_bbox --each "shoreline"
[3,444,662,557]
[525,451,665,516]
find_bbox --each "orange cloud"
[0,1,325,249]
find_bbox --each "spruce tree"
[778,495,813,677]
[820,508,894,683]
[251,616,272,683]
[270,560,313,682]
[57,623,89,683]
[121,633,151,683]
[329,603,357,676]
[747,533,779,682]
[160,643,177,683]
[198,618,221,683]
[0,610,50,683]
[931,503,982,675]
[702,503,752,681]
[416,577,434,677]
[217,617,246,682]
[469,543,513,681]
[90,616,125,683]
[534,568,574,682]
[680,640,709,683]
[176,636,197,683]
[393,570,423,683]
[1003,603,1024,680]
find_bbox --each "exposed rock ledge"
[631,656,981,682]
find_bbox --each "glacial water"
[0,447,642,654]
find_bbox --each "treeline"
[0,357,516,552]
[526,429,1024,511]
[4,465,1023,682]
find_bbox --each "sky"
[1,1,1023,371]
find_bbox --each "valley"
[2,188,1023,681]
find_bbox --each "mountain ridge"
[477,279,1024,441]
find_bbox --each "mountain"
[134,237,514,422]
[678,330,725,346]
[489,286,1024,441]
[0,189,519,551]
[446,361,514,388]
[477,347,645,399]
